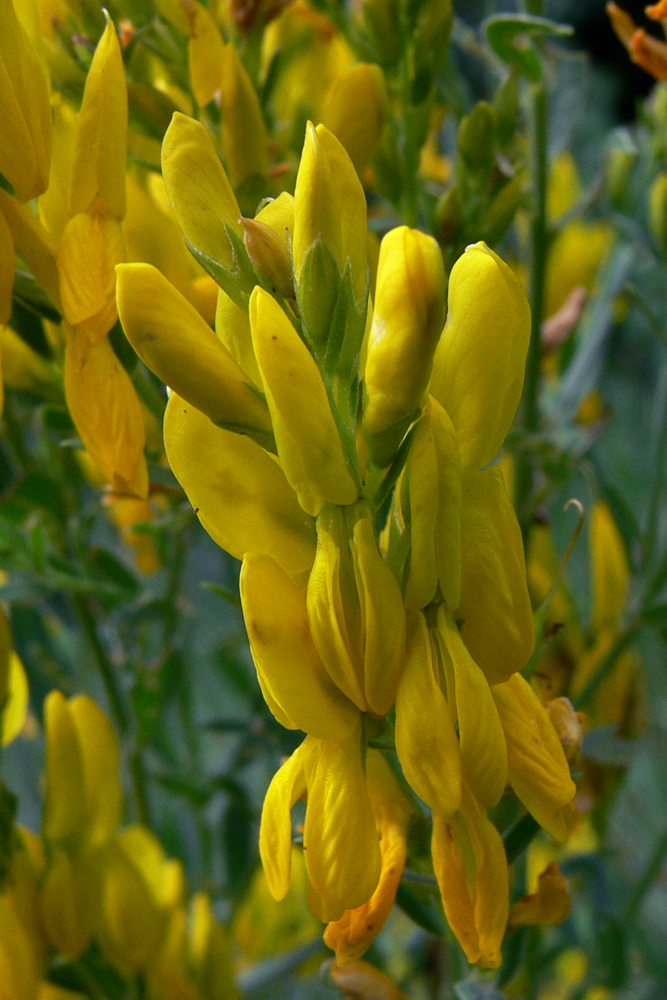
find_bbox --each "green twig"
[75,595,128,734]
[516,79,549,542]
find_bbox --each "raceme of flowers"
[115,105,577,966]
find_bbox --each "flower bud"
[0,0,51,201]
[605,128,637,208]
[249,285,357,513]
[220,43,269,196]
[546,697,584,766]
[40,850,98,960]
[458,101,496,175]
[320,63,389,176]
[363,226,445,466]
[650,171,667,252]
[242,217,294,299]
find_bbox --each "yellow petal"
[509,862,571,928]
[68,695,122,846]
[364,226,446,439]
[188,892,240,1000]
[69,13,127,219]
[220,43,269,189]
[405,396,461,611]
[590,501,629,633]
[255,191,295,244]
[431,810,480,963]
[492,672,576,841]
[307,506,367,710]
[241,552,360,740]
[437,607,507,809]
[293,122,368,311]
[161,112,242,271]
[430,242,530,476]
[303,725,381,922]
[459,788,508,969]
[215,287,262,387]
[395,612,461,814]
[182,0,226,108]
[259,737,315,900]
[64,325,149,498]
[1,653,29,747]
[164,393,315,576]
[0,0,51,201]
[0,189,61,310]
[98,839,167,976]
[351,513,406,716]
[0,208,14,325]
[249,285,358,514]
[40,850,97,960]
[327,960,411,1000]
[117,262,275,449]
[0,605,11,716]
[43,690,87,845]
[58,212,125,337]
[324,751,411,963]
[320,63,388,177]
[457,467,534,684]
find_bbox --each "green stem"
[573,626,639,710]
[623,826,667,922]
[516,80,548,542]
[75,595,128,734]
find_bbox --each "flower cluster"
[116,107,577,966]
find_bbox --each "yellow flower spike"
[508,861,571,928]
[43,690,87,846]
[430,242,530,477]
[457,467,535,684]
[117,263,275,451]
[404,395,461,611]
[249,285,358,514]
[320,63,388,177]
[241,552,360,739]
[492,673,576,842]
[161,112,243,273]
[293,122,368,318]
[68,11,126,220]
[164,394,315,576]
[363,226,446,465]
[215,288,262,387]
[68,695,122,847]
[58,212,125,343]
[0,895,40,1000]
[219,43,269,191]
[242,217,295,300]
[64,326,149,498]
[0,0,51,202]
[324,750,413,964]
[302,725,382,922]
[0,190,61,310]
[437,607,507,809]
[98,838,167,976]
[590,501,629,633]
[0,210,15,326]
[259,737,316,900]
[188,894,241,1000]
[395,612,461,815]
[2,652,30,747]
[40,849,98,960]
[181,0,226,108]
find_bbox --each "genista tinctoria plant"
[117,115,576,968]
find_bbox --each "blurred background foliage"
[4,0,667,997]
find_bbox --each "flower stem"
[516,79,549,543]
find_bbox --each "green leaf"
[222,791,254,894]
[484,14,574,82]
[88,549,141,595]
[395,882,447,937]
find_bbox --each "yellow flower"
[320,63,389,177]
[509,861,571,928]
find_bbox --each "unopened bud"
[650,171,667,252]
[546,697,584,766]
[605,129,637,208]
[320,63,389,177]
[242,217,294,299]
